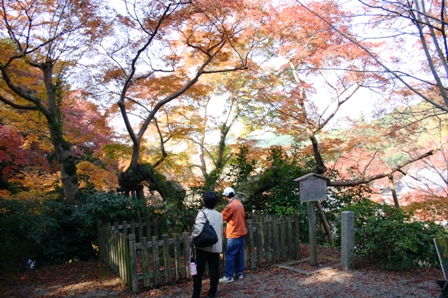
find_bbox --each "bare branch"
[328,147,439,186]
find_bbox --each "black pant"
[192,248,220,298]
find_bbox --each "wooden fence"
[245,213,301,268]
[97,214,301,293]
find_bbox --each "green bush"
[340,200,448,270]
[0,192,160,273]
[0,198,47,273]
[230,146,309,215]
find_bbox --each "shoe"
[238,274,243,280]
[219,276,234,283]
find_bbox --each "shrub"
[0,198,46,273]
[230,146,309,215]
[339,200,448,270]
[0,192,161,273]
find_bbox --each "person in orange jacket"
[219,187,247,283]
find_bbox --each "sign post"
[294,173,329,267]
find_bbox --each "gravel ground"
[1,250,444,298]
[147,245,443,298]
[153,265,442,298]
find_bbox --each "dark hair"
[203,191,218,209]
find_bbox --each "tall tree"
[256,0,443,194]
[167,66,267,192]
[92,0,267,199]
[0,0,103,203]
[255,1,381,173]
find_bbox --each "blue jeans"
[224,236,245,278]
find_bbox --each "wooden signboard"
[294,173,329,203]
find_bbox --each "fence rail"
[98,214,301,293]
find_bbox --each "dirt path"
[0,249,444,298]
[150,265,442,298]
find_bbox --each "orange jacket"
[221,198,247,238]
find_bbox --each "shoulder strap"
[201,210,209,222]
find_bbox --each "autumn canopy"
[0,0,446,215]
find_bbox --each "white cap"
[222,187,235,197]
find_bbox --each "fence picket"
[287,217,293,257]
[138,218,144,240]
[174,234,181,280]
[131,220,136,236]
[118,232,125,285]
[184,232,192,278]
[146,218,151,238]
[280,217,286,259]
[162,234,171,284]
[273,219,279,261]
[152,235,160,286]
[122,221,127,237]
[141,236,150,287]
[266,221,272,262]
[256,221,263,263]
[128,234,138,293]
[247,219,255,269]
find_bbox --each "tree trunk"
[316,201,334,245]
[308,130,327,174]
[388,175,400,208]
[43,62,79,204]
[118,163,186,214]
[54,139,79,204]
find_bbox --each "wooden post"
[308,201,318,266]
[341,211,355,270]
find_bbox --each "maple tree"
[0,123,50,196]
[0,0,104,203]
[245,0,445,200]
[89,0,269,201]
[244,0,381,175]
[164,66,269,193]
[0,89,118,197]
[63,92,120,192]
[285,0,446,184]
[226,0,379,236]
